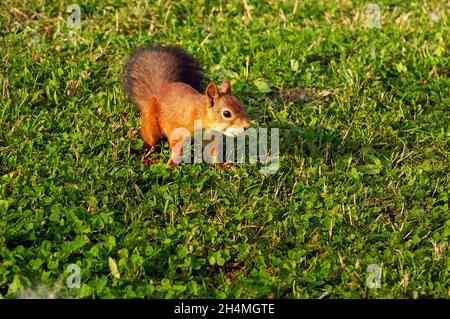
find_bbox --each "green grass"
[0,0,449,299]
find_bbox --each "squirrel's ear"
[220,80,231,94]
[206,82,220,101]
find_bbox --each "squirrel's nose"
[243,122,250,130]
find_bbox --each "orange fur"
[123,46,250,167]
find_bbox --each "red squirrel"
[123,45,250,167]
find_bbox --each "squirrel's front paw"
[167,156,183,169]
[215,163,237,171]
[167,158,177,169]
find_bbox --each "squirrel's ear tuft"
[220,80,231,94]
[206,82,220,101]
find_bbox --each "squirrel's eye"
[223,110,232,118]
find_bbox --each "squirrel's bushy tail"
[123,45,204,110]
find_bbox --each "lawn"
[0,0,449,298]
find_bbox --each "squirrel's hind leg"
[140,96,162,147]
